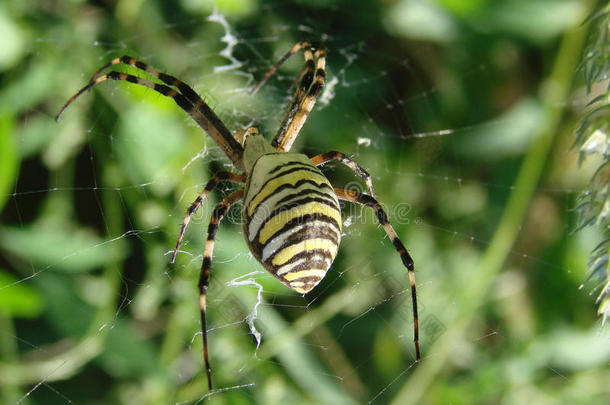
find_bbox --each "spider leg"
[250,41,311,95]
[87,56,228,131]
[287,63,309,94]
[310,151,376,197]
[56,66,245,170]
[199,188,244,391]
[171,172,246,263]
[272,45,326,152]
[334,187,420,361]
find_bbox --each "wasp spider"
[57,42,420,390]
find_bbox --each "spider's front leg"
[273,45,326,152]
[251,41,327,153]
[55,56,245,170]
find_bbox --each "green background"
[0,0,608,404]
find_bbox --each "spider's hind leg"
[197,188,244,390]
[311,151,376,197]
[171,172,246,263]
[334,187,420,361]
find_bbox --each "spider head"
[242,132,276,173]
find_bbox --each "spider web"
[1,3,608,405]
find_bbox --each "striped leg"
[249,41,326,152]
[272,46,326,152]
[199,189,244,390]
[250,41,312,95]
[56,63,245,170]
[171,172,246,263]
[86,56,236,142]
[334,188,420,361]
[310,151,376,197]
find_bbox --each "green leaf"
[481,0,586,42]
[0,268,43,318]
[116,104,186,192]
[0,62,57,114]
[456,97,543,158]
[98,318,159,377]
[0,6,26,71]
[0,223,126,273]
[0,113,18,212]
[18,115,56,159]
[385,0,458,42]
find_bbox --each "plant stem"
[390,9,591,405]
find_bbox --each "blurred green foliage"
[0,1,609,404]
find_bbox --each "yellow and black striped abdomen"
[243,153,342,294]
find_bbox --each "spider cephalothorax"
[57,42,419,391]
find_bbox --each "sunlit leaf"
[0,223,126,273]
[0,114,18,212]
[0,269,43,318]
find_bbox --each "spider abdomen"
[243,153,342,293]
